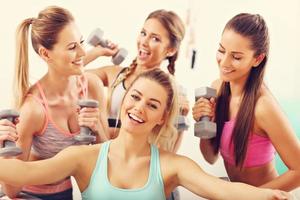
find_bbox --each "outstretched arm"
[172,155,290,200]
[0,145,81,187]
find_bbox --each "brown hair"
[214,13,270,167]
[14,6,74,109]
[107,9,185,113]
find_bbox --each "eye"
[232,55,241,60]
[217,49,225,54]
[80,40,85,45]
[140,31,146,37]
[69,44,76,50]
[131,94,140,101]
[148,103,158,110]
[151,36,161,42]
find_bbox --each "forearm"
[220,182,272,200]
[0,158,32,187]
[200,138,219,164]
[260,169,300,191]
[83,48,101,66]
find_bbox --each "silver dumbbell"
[87,28,128,65]
[175,115,190,131]
[0,109,22,156]
[194,87,217,139]
[75,99,99,144]
[175,85,190,131]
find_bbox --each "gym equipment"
[87,28,128,65]
[175,115,190,131]
[0,109,22,156]
[175,85,190,131]
[75,99,99,144]
[194,87,217,139]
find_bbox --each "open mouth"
[128,113,145,124]
[138,49,150,60]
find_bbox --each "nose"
[77,43,86,57]
[218,53,231,68]
[134,100,145,114]
[139,35,150,48]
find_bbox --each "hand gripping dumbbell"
[0,109,22,156]
[174,85,190,131]
[75,99,99,144]
[87,28,128,65]
[194,87,217,139]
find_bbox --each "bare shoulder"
[255,87,279,120]
[87,65,123,87]
[18,89,46,135]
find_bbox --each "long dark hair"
[213,13,270,167]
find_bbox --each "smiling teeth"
[222,68,234,73]
[73,60,83,65]
[129,113,144,123]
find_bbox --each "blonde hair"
[123,69,179,151]
[13,6,74,109]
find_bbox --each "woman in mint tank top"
[0,69,291,200]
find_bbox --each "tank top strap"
[36,82,50,112]
[150,144,162,183]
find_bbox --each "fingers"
[192,97,215,121]
[78,107,100,132]
[0,119,19,147]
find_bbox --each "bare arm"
[2,98,45,197]
[81,73,109,141]
[0,145,81,187]
[83,44,119,66]
[173,154,290,200]
[257,94,300,191]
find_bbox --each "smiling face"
[136,18,175,69]
[120,77,168,135]
[216,29,261,84]
[45,22,86,76]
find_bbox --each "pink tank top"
[220,119,276,168]
[22,76,87,194]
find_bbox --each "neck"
[42,72,76,97]
[111,128,151,159]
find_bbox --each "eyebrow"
[67,36,84,47]
[219,43,244,55]
[133,89,162,104]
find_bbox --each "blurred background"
[0,0,299,199]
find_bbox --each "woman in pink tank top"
[0,5,111,200]
[193,13,300,191]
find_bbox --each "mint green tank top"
[82,141,166,200]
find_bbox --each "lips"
[72,59,83,66]
[221,68,235,74]
[128,113,145,123]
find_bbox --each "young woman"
[192,13,300,191]
[85,9,189,150]
[1,6,109,199]
[0,69,291,200]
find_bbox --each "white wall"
[1,1,299,199]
